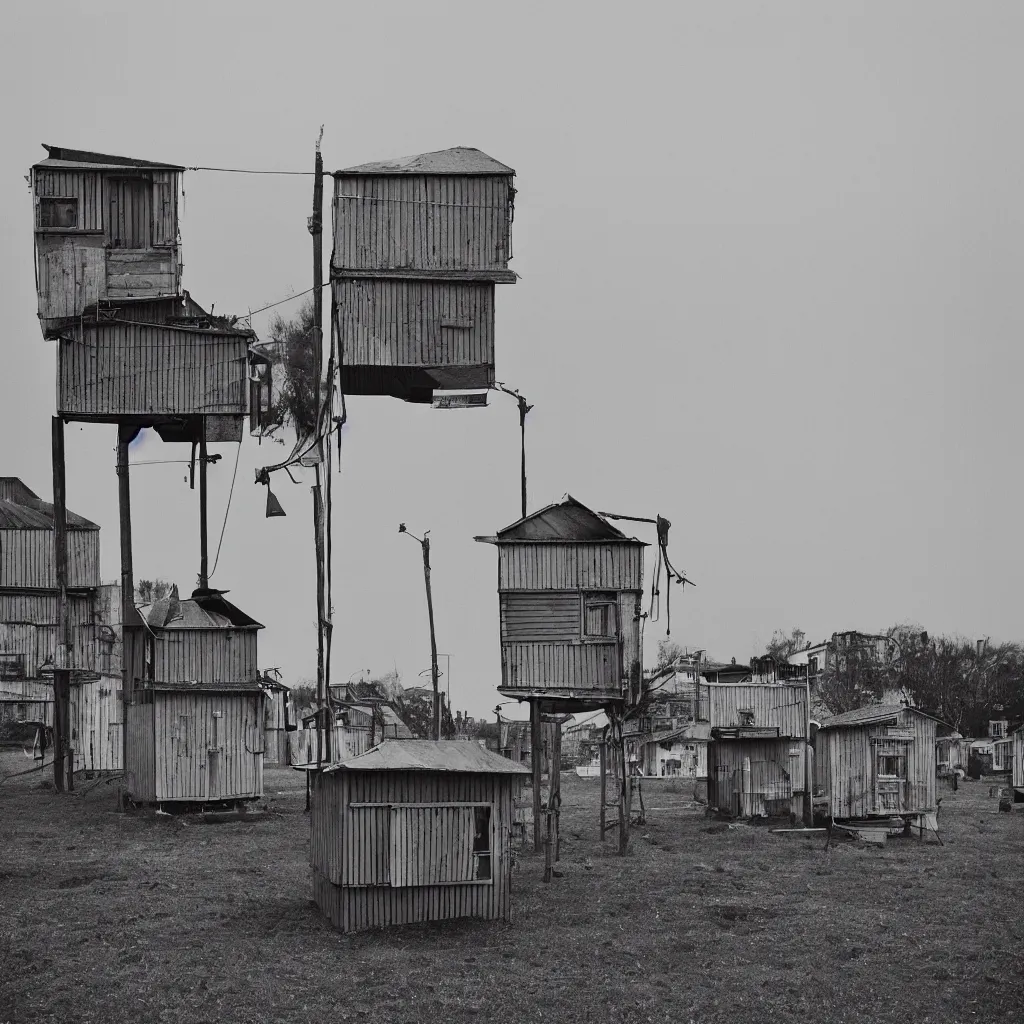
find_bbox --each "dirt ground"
[1,755,1022,1024]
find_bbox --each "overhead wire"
[209,439,242,581]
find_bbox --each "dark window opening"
[877,755,906,778]
[0,654,25,680]
[39,197,78,229]
[473,805,491,880]
[583,592,618,639]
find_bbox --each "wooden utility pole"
[313,481,326,765]
[804,662,813,826]
[599,737,607,841]
[422,534,441,740]
[116,426,136,798]
[198,422,209,590]
[51,417,72,792]
[531,700,543,853]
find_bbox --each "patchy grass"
[0,763,1022,1023]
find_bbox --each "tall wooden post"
[422,536,440,740]
[312,480,326,766]
[599,739,607,842]
[116,427,135,793]
[804,662,813,826]
[531,700,543,853]
[517,394,528,520]
[51,417,72,792]
[552,722,562,862]
[198,423,209,590]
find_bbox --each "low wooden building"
[703,682,810,818]
[332,147,516,402]
[815,704,948,821]
[260,672,290,766]
[475,497,646,714]
[124,586,265,805]
[310,739,529,933]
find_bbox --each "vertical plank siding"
[71,675,122,772]
[57,323,249,420]
[125,704,156,802]
[310,770,519,933]
[815,710,938,818]
[707,738,808,816]
[498,543,644,591]
[501,641,620,693]
[151,630,258,688]
[704,683,807,738]
[1012,729,1023,791]
[333,174,513,273]
[0,529,100,588]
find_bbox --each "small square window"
[38,197,79,229]
[583,593,618,639]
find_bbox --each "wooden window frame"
[346,801,496,887]
[581,590,619,643]
[36,196,80,231]
[0,653,25,681]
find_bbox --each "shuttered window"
[389,805,492,886]
[38,198,78,229]
[583,592,618,639]
[501,591,580,641]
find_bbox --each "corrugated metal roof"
[819,703,943,729]
[325,739,530,775]
[0,479,99,531]
[139,588,263,630]
[491,496,639,543]
[36,144,184,171]
[336,147,514,177]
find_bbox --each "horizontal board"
[500,591,580,642]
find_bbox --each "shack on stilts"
[310,739,529,933]
[475,496,647,857]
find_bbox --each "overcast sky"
[2,2,1021,720]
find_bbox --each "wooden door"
[107,176,151,248]
[873,741,909,813]
[207,710,224,800]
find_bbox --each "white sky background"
[1,2,1021,720]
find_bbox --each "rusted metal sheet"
[57,322,249,422]
[310,764,521,933]
[333,169,514,275]
[334,278,495,396]
[703,683,807,739]
[497,542,643,591]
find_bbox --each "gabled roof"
[0,479,99,531]
[139,587,263,630]
[819,703,949,730]
[325,739,530,775]
[36,144,184,171]
[480,496,643,544]
[336,147,514,177]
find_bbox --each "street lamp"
[399,524,440,740]
[491,382,533,520]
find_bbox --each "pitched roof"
[36,144,184,171]
[0,479,99,531]
[819,703,948,729]
[485,496,641,543]
[325,739,530,774]
[139,588,263,630]
[336,147,514,177]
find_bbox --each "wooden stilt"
[553,722,562,862]
[531,700,542,854]
[599,739,607,842]
[116,427,136,803]
[51,417,73,792]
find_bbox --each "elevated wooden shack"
[124,586,265,805]
[332,147,516,402]
[475,497,646,712]
[310,740,529,933]
[815,704,948,820]
[703,682,811,818]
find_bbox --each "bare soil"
[1,759,1021,1023]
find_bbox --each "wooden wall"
[310,769,518,933]
[707,738,807,816]
[497,543,643,592]
[125,703,156,802]
[704,683,807,738]
[333,173,513,274]
[71,674,122,773]
[58,323,249,422]
[0,531,100,589]
[815,710,937,818]
[150,629,258,687]
[501,640,620,694]
[0,592,107,674]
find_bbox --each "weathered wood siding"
[497,543,643,591]
[1012,729,1023,790]
[125,703,156,802]
[310,769,518,933]
[150,691,264,802]
[150,629,258,686]
[815,709,937,818]
[501,641,620,695]
[0,593,105,675]
[58,322,248,421]
[106,250,178,297]
[71,674,122,772]
[33,168,105,230]
[0,529,100,588]
[708,738,807,815]
[35,238,106,320]
[704,683,807,738]
[334,277,495,381]
[333,174,513,273]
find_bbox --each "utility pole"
[116,425,137,804]
[398,525,440,739]
[198,421,209,590]
[51,416,72,792]
[492,383,532,520]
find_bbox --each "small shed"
[815,704,949,820]
[310,739,529,933]
[474,497,646,712]
[124,587,265,805]
[331,147,516,402]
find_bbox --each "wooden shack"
[815,704,948,821]
[332,147,516,402]
[310,739,529,933]
[474,497,646,712]
[703,682,810,818]
[124,586,265,805]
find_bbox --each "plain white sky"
[2,2,1021,719]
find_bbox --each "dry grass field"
[1,757,1022,1024]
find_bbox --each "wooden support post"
[531,700,542,854]
[51,417,72,792]
[422,535,440,741]
[198,423,209,590]
[599,739,607,841]
[553,722,562,862]
[312,480,326,766]
[543,810,553,883]
[617,726,629,856]
[116,427,135,798]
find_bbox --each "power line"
[209,440,242,581]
